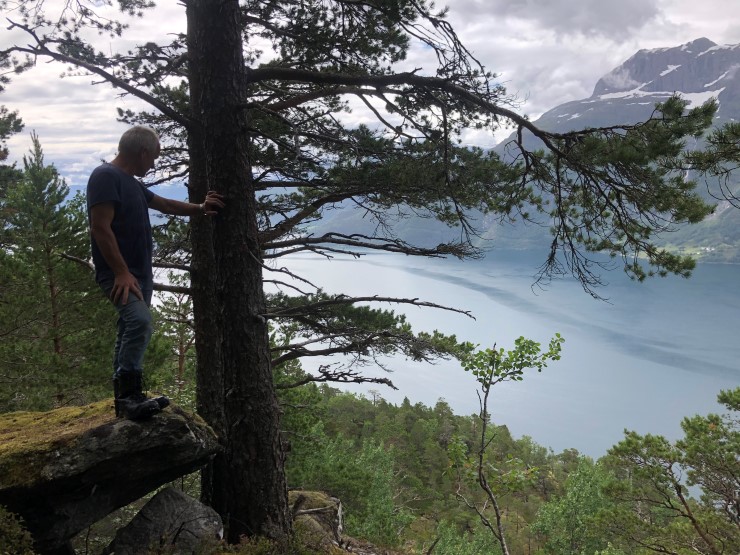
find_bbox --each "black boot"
[113,376,121,417]
[114,372,162,421]
[135,372,170,411]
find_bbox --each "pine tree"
[0,133,114,411]
[0,104,23,233]
[600,388,740,555]
[151,271,197,410]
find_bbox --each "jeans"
[100,279,153,379]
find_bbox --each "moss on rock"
[0,400,219,553]
[0,399,114,490]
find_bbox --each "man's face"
[135,143,161,177]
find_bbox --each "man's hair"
[118,126,159,155]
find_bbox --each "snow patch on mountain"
[698,43,740,56]
[681,89,726,108]
[660,65,681,76]
[599,86,663,100]
[599,86,724,108]
[705,69,731,87]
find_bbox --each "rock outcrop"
[291,490,343,548]
[103,487,223,555]
[0,400,220,555]
[290,491,403,555]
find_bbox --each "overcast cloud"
[2,0,740,189]
[463,0,661,38]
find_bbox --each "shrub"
[0,504,35,555]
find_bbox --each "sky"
[2,0,740,191]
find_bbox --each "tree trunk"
[186,0,291,541]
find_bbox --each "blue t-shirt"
[86,163,154,285]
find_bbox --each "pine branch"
[274,364,397,390]
[264,294,474,320]
[259,190,361,244]
[264,232,478,259]
[4,20,192,129]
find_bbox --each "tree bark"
[186,0,291,541]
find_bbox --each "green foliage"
[532,458,614,555]
[269,290,474,374]
[679,388,740,498]
[0,105,22,160]
[0,504,34,555]
[280,384,737,553]
[451,335,564,554]
[0,134,115,411]
[594,544,628,555]
[459,335,564,493]
[539,96,717,286]
[208,533,322,554]
[684,121,740,183]
[150,273,197,410]
[282,383,579,551]
[598,387,740,555]
[460,334,564,386]
[0,104,23,204]
[430,520,503,555]
[288,423,412,547]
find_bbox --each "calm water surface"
[278,250,740,458]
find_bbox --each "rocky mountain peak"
[491,37,740,262]
[592,37,740,100]
[516,37,740,133]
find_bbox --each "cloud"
[724,23,740,44]
[454,0,660,39]
[424,26,638,119]
[439,0,740,121]
[3,66,140,187]
[601,67,642,90]
[2,0,740,183]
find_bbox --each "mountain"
[535,37,740,132]
[308,38,740,262]
[490,37,740,262]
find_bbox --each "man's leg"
[132,287,169,412]
[114,288,154,375]
[111,313,125,412]
[103,284,166,419]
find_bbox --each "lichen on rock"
[0,400,220,554]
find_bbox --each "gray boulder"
[103,487,222,555]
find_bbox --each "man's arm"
[149,190,225,216]
[90,202,142,305]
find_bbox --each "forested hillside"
[277,377,739,555]
[1,137,736,553]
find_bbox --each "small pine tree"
[0,133,115,411]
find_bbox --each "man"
[87,126,224,420]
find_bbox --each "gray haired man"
[87,126,224,419]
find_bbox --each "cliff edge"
[0,400,219,554]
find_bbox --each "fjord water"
[281,250,740,458]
